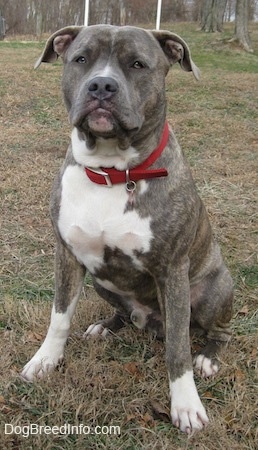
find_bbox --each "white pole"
[84,0,90,26]
[156,0,162,30]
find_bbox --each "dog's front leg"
[158,257,209,434]
[21,241,86,381]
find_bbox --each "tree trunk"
[201,0,227,32]
[226,0,233,21]
[119,0,126,25]
[230,0,253,52]
[217,0,227,30]
[36,12,43,38]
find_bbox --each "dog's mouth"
[87,107,116,136]
[70,99,142,141]
[71,103,120,139]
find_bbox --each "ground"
[0,23,257,450]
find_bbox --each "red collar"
[85,121,169,187]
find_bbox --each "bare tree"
[229,0,253,52]
[119,0,126,25]
[163,0,188,21]
[217,0,228,26]
[192,0,203,21]
[0,0,28,34]
[201,0,228,32]
[225,0,235,21]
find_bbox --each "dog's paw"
[21,350,62,381]
[130,309,147,329]
[83,323,110,339]
[171,400,209,434]
[20,338,65,381]
[170,371,209,434]
[193,354,219,378]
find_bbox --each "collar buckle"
[86,167,113,187]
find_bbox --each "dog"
[21,25,233,434]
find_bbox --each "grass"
[1,22,258,449]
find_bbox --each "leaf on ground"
[125,413,137,423]
[149,399,171,422]
[10,365,20,375]
[26,331,44,342]
[238,305,249,315]
[123,362,142,380]
[139,412,155,427]
[224,412,234,425]
[234,368,246,384]
[0,401,13,414]
[126,411,155,427]
[250,347,257,359]
[192,342,203,352]
[246,347,257,368]
[203,390,215,399]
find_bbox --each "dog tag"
[126,180,136,204]
[126,169,136,205]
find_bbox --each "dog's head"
[36,25,199,149]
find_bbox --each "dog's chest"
[58,165,153,274]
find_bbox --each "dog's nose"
[88,77,119,100]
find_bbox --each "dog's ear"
[34,26,83,69]
[152,30,200,80]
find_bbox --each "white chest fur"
[58,164,153,274]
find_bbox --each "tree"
[201,0,228,32]
[230,0,253,52]
[119,0,126,25]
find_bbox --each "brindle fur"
[23,26,233,431]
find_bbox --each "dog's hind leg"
[21,241,86,381]
[84,311,127,338]
[191,265,233,378]
[84,283,130,338]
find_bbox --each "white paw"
[194,354,219,378]
[130,309,147,329]
[21,348,63,381]
[21,330,66,381]
[170,371,209,434]
[83,323,110,338]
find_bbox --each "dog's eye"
[76,56,87,64]
[132,61,145,69]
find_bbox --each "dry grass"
[1,23,257,449]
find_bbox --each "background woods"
[0,0,257,36]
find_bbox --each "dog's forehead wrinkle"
[74,26,159,63]
[68,27,115,59]
[71,38,110,59]
[113,31,160,61]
